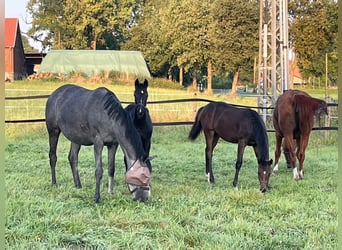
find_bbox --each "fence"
[5,93,338,132]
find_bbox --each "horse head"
[134,79,148,106]
[317,100,328,116]
[125,158,153,202]
[258,159,273,193]
[135,103,146,120]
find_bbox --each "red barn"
[5,18,26,81]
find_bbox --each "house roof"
[5,18,20,47]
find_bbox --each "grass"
[5,124,337,249]
[5,80,338,249]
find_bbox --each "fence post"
[325,96,331,138]
[193,92,198,121]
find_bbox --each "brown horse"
[188,102,273,192]
[272,89,328,180]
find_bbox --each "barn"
[5,18,26,81]
[38,50,151,78]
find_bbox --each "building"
[5,18,26,81]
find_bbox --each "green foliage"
[123,0,259,84]
[289,0,338,81]
[26,0,144,50]
[26,0,337,88]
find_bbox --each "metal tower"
[257,0,289,121]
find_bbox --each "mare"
[188,102,273,192]
[272,89,328,180]
[134,79,149,106]
[45,84,152,203]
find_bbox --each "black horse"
[125,103,153,169]
[188,102,273,192]
[134,79,149,106]
[45,84,152,203]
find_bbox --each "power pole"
[258,0,289,122]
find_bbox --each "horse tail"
[188,106,205,141]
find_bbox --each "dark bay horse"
[272,89,328,180]
[45,84,152,203]
[134,79,149,106]
[188,102,273,192]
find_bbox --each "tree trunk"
[192,75,198,90]
[230,70,239,96]
[206,60,213,95]
[179,66,184,86]
[168,67,172,81]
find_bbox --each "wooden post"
[193,92,198,121]
[325,96,331,138]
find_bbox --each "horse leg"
[204,131,219,183]
[273,133,283,173]
[283,135,299,180]
[107,143,118,196]
[233,142,246,190]
[94,143,104,203]
[48,128,60,185]
[68,142,82,188]
[296,136,309,179]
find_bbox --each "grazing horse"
[188,102,273,192]
[272,89,328,180]
[45,84,152,203]
[134,79,148,106]
[124,103,153,171]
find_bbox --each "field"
[5,81,338,249]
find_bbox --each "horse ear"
[135,79,139,87]
[143,79,148,88]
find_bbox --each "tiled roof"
[5,18,19,47]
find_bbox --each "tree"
[124,0,259,92]
[289,0,338,83]
[209,0,259,95]
[26,0,144,50]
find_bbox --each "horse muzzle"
[127,184,151,202]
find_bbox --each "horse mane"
[102,91,146,158]
[248,109,269,163]
[103,91,122,119]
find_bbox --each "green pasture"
[5,81,338,249]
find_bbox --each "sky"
[5,0,41,50]
[5,0,31,32]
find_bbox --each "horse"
[188,102,273,192]
[45,84,152,203]
[124,103,153,171]
[272,89,328,180]
[134,79,149,106]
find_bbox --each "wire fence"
[5,94,338,132]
